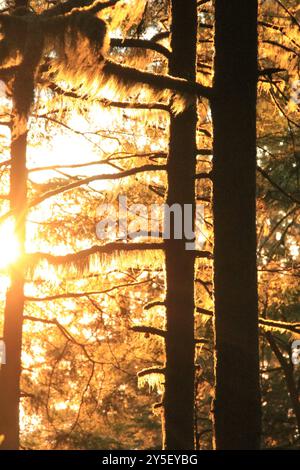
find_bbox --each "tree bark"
[211,0,261,449]
[163,0,197,450]
[0,100,28,450]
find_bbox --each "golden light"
[0,220,21,270]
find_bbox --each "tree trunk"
[211,0,261,449]
[0,103,28,450]
[163,0,197,450]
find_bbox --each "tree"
[0,3,31,448]
[163,0,198,450]
[211,0,261,449]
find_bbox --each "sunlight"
[29,109,116,192]
[0,220,20,270]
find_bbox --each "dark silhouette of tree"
[211,0,261,449]
[164,0,198,450]
[0,5,30,449]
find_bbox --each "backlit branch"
[110,38,171,60]
[42,0,121,17]
[29,164,166,208]
[27,242,164,268]
[25,279,152,302]
[196,307,300,334]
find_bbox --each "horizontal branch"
[258,67,286,77]
[196,307,300,334]
[196,306,213,316]
[29,164,166,208]
[195,337,210,345]
[195,171,212,180]
[197,149,212,156]
[27,242,164,267]
[131,325,166,338]
[100,100,170,111]
[260,318,300,334]
[44,80,171,111]
[110,38,171,60]
[42,0,120,17]
[137,367,165,378]
[195,250,213,259]
[104,60,212,100]
[144,301,166,310]
[0,165,166,224]
[131,325,209,345]
[25,280,151,302]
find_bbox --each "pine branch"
[258,67,287,77]
[103,60,212,100]
[196,306,213,316]
[260,318,300,334]
[25,280,151,302]
[42,0,120,17]
[197,149,212,156]
[195,171,212,180]
[131,325,166,338]
[195,250,213,259]
[0,165,167,224]
[196,306,300,334]
[43,80,171,110]
[29,164,166,208]
[100,100,170,111]
[131,325,209,344]
[110,38,171,60]
[144,301,166,310]
[137,367,165,378]
[27,242,164,267]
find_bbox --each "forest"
[0,0,299,452]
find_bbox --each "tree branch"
[110,38,171,60]
[27,242,165,267]
[144,300,165,310]
[104,60,212,100]
[137,367,165,378]
[196,306,300,334]
[131,325,166,338]
[257,165,300,205]
[42,0,120,17]
[29,164,166,208]
[25,280,151,302]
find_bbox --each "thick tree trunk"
[0,111,27,450]
[211,0,261,449]
[163,0,197,450]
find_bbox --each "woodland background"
[0,0,298,450]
